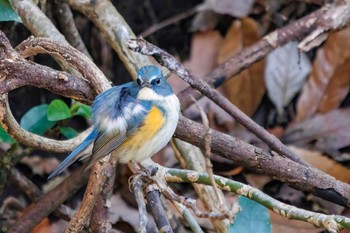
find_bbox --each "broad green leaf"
[48,99,72,121]
[20,105,56,135]
[229,196,271,233]
[60,127,78,139]
[0,125,16,144]
[73,104,91,119]
[0,0,21,22]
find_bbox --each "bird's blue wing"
[86,85,151,168]
[48,129,98,179]
[49,83,150,178]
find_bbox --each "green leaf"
[20,105,56,135]
[0,0,21,22]
[60,127,78,139]
[0,125,16,144]
[73,104,91,119]
[48,99,72,121]
[229,197,271,233]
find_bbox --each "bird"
[48,65,180,179]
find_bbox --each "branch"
[131,175,148,233]
[175,117,350,207]
[16,37,110,93]
[52,0,93,60]
[90,160,116,233]
[164,168,350,233]
[9,166,90,233]
[173,202,204,233]
[67,0,155,79]
[9,168,74,221]
[127,38,306,166]
[145,184,173,233]
[9,0,68,44]
[0,94,92,153]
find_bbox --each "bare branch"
[175,117,350,207]
[9,166,90,233]
[145,184,173,233]
[52,0,92,59]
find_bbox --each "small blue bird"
[49,65,180,179]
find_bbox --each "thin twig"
[173,202,204,233]
[139,6,200,38]
[131,174,148,233]
[145,184,173,233]
[52,0,92,59]
[164,168,350,232]
[153,177,230,220]
[191,97,222,206]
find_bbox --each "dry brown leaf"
[284,108,350,153]
[30,218,54,233]
[218,18,265,117]
[200,0,254,18]
[296,26,350,122]
[288,146,350,184]
[264,42,311,118]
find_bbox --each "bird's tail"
[48,129,98,179]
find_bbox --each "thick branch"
[145,185,173,233]
[53,0,93,60]
[16,37,110,93]
[67,0,155,79]
[9,0,68,44]
[175,117,350,207]
[9,166,89,233]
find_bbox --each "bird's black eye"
[136,78,141,86]
[155,78,161,85]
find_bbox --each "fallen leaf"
[218,18,266,117]
[191,10,221,32]
[30,218,54,233]
[284,108,350,153]
[296,26,350,122]
[264,41,311,119]
[201,0,254,18]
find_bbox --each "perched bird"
[49,65,180,179]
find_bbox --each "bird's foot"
[128,161,158,177]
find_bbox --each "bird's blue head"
[136,65,174,98]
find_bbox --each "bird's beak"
[140,81,151,88]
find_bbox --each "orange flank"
[121,106,164,149]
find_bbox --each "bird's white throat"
[137,87,164,100]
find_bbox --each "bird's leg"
[128,161,152,178]
[128,160,141,174]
